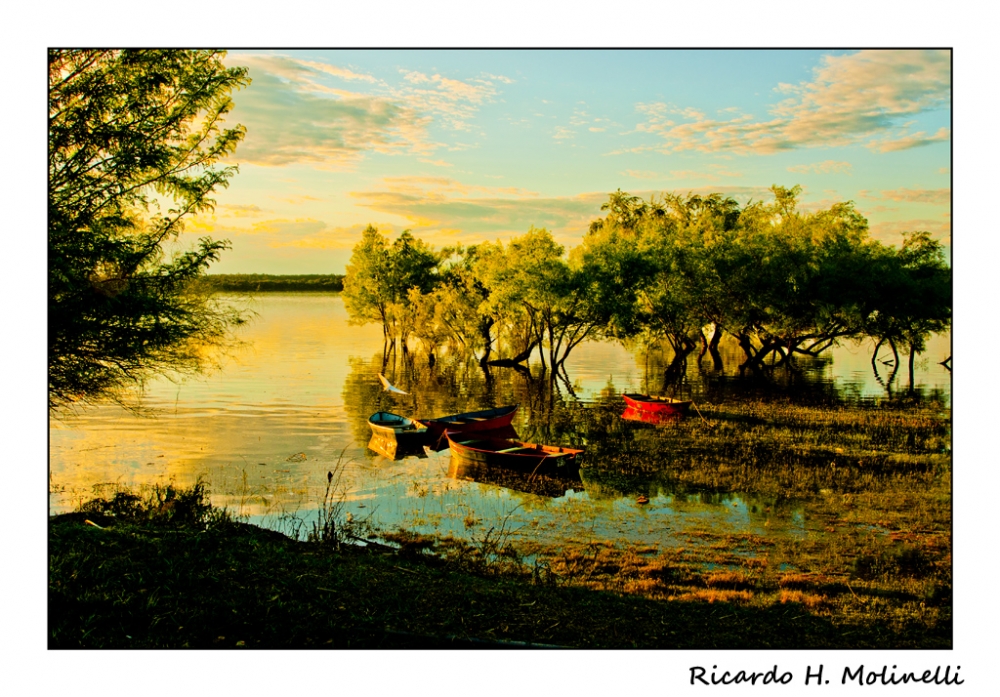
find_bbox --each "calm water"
[49,294,951,553]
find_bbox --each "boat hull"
[620,405,684,425]
[446,432,582,474]
[622,393,692,415]
[367,412,429,445]
[418,405,518,440]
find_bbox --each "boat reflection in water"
[366,434,429,460]
[439,424,581,497]
[620,406,684,427]
[447,454,583,498]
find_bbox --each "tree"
[342,227,440,343]
[863,231,951,386]
[342,225,393,338]
[49,49,250,410]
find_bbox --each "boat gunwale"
[446,432,583,460]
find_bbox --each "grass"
[49,479,950,649]
[50,385,950,649]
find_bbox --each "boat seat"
[497,446,531,453]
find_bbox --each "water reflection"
[448,455,582,499]
[50,294,950,555]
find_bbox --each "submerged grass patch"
[50,391,950,649]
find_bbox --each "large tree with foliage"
[342,227,439,343]
[49,49,250,410]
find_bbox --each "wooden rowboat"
[622,393,692,415]
[418,405,518,440]
[367,412,428,443]
[620,405,683,425]
[446,432,583,474]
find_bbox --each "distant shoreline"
[198,274,345,293]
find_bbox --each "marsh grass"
[49,390,951,649]
[50,477,949,648]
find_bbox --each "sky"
[184,48,952,274]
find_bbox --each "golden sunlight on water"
[50,294,951,552]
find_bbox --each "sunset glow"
[182,49,951,273]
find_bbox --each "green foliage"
[342,226,439,340]
[342,188,948,374]
[583,187,950,370]
[48,50,250,410]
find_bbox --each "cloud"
[553,126,574,141]
[228,67,436,167]
[629,50,950,155]
[787,160,853,175]
[224,53,503,167]
[269,223,376,250]
[272,194,325,205]
[392,69,500,131]
[623,170,664,179]
[350,179,608,238]
[480,73,515,85]
[868,217,951,244]
[249,218,329,237]
[868,127,950,152]
[860,188,951,204]
[218,203,269,217]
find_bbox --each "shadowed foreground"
[49,509,949,650]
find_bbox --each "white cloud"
[860,188,951,204]
[787,160,853,175]
[629,50,950,155]
[224,53,504,167]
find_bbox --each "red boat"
[620,405,684,426]
[418,405,518,440]
[622,393,692,415]
[445,432,583,474]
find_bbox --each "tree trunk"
[708,324,724,370]
[478,317,494,366]
[487,337,540,367]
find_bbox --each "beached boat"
[620,405,684,426]
[418,405,518,440]
[367,412,429,443]
[446,432,583,473]
[622,393,692,415]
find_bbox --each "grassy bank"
[49,482,950,649]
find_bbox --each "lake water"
[49,293,951,555]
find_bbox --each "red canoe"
[622,393,692,415]
[418,405,518,440]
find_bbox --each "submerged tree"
[582,186,950,376]
[342,227,439,344]
[863,231,952,386]
[49,49,250,411]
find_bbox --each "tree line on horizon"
[342,186,951,383]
